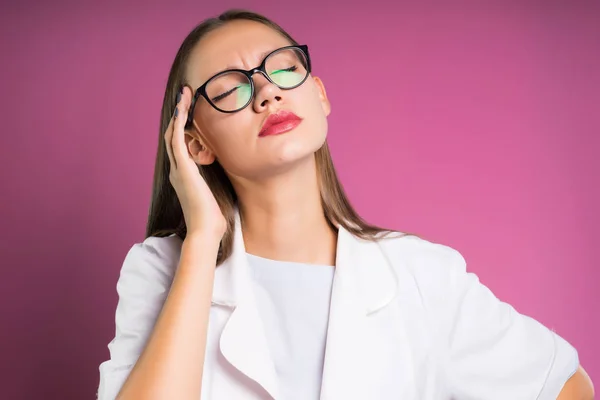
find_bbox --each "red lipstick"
[258,110,302,137]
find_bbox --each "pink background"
[1,1,598,398]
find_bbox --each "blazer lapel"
[319,227,417,399]
[210,211,416,399]
[211,211,280,399]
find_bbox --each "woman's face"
[184,20,331,180]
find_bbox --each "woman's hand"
[164,86,227,241]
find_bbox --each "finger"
[171,86,192,165]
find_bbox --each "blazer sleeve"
[440,249,579,400]
[97,237,179,400]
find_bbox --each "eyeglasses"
[186,44,311,125]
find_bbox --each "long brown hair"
[146,9,417,265]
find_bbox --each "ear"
[312,76,331,117]
[185,123,216,165]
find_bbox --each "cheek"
[302,85,329,138]
[198,107,253,154]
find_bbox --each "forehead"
[186,20,293,88]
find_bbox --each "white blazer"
[98,212,579,400]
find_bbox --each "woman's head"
[147,9,395,263]
[183,19,330,180]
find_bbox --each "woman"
[97,9,594,400]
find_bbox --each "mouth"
[258,110,303,137]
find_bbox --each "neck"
[231,156,337,266]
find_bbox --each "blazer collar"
[212,209,399,313]
[211,209,400,399]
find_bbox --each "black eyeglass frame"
[185,44,311,126]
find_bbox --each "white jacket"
[98,212,578,399]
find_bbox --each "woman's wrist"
[183,231,222,258]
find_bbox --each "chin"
[272,130,326,164]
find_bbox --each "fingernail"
[174,107,179,117]
[176,91,181,104]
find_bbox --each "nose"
[252,71,283,112]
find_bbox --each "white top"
[246,253,335,400]
[98,219,580,399]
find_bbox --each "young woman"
[97,9,594,400]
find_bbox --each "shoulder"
[124,234,183,265]
[118,234,183,292]
[377,232,466,277]
[373,232,471,310]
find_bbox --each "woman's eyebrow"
[222,48,276,71]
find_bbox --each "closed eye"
[271,66,298,75]
[212,86,240,102]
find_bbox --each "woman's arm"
[557,365,595,400]
[416,245,589,399]
[116,233,219,400]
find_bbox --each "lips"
[258,110,303,137]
